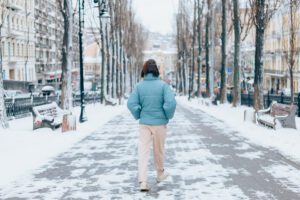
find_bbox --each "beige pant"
[138,124,167,183]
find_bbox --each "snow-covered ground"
[0,103,126,187]
[178,97,300,164]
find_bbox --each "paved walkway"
[1,104,300,199]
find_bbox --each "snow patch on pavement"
[237,151,264,160]
[264,164,300,194]
[177,97,300,164]
[0,103,126,188]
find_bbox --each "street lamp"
[94,0,110,104]
[78,0,87,123]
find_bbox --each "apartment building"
[83,42,101,90]
[143,32,177,84]
[225,3,300,94]
[1,0,36,83]
[34,0,80,88]
[264,3,300,93]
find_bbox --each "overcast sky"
[132,0,178,35]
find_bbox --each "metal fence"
[5,93,101,119]
[227,92,300,117]
[5,91,300,119]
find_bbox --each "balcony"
[264,69,287,78]
[36,57,48,63]
[6,28,22,38]
[8,56,18,63]
[6,1,23,11]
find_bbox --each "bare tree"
[57,0,73,111]
[231,0,254,107]
[189,0,197,100]
[220,0,228,103]
[249,0,281,110]
[176,0,192,95]
[87,0,146,101]
[197,0,204,97]
[0,0,9,129]
[232,0,241,106]
[205,0,212,97]
[283,0,300,103]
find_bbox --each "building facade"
[264,3,300,94]
[83,42,101,90]
[235,2,300,94]
[34,0,80,88]
[143,32,177,85]
[1,0,36,84]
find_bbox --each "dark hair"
[141,59,160,78]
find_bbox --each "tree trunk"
[188,52,192,99]
[105,23,111,96]
[205,0,211,97]
[288,0,297,103]
[220,0,227,104]
[123,49,127,95]
[232,0,241,106]
[179,62,183,93]
[176,14,181,94]
[0,29,8,129]
[111,34,116,98]
[119,24,123,102]
[290,70,294,102]
[182,53,187,95]
[61,0,73,111]
[116,32,120,99]
[253,0,266,110]
[99,4,106,104]
[189,0,197,100]
[119,45,123,101]
[197,0,202,97]
[129,58,133,93]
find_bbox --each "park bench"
[32,102,69,130]
[256,101,297,129]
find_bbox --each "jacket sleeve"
[163,84,176,119]
[127,86,141,120]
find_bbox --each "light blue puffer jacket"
[127,74,176,125]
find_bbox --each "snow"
[0,103,126,188]
[264,164,300,193]
[236,151,263,160]
[0,109,251,199]
[177,97,300,164]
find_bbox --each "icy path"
[0,105,300,199]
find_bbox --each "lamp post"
[79,0,87,123]
[94,0,110,104]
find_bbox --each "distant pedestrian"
[127,59,176,192]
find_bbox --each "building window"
[8,42,11,57]
[21,69,24,81]
[1,41,5,57]
[16,43,19,56]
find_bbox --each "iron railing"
[5,93,101,119]
[227,92,300,117]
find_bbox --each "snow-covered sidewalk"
[0,103,126,187]
[2,102,299,199]
[178,97,300,164]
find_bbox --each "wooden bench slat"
[256,101,297,129]
[32,102,67,130]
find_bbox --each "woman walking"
[127,59,176,191]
